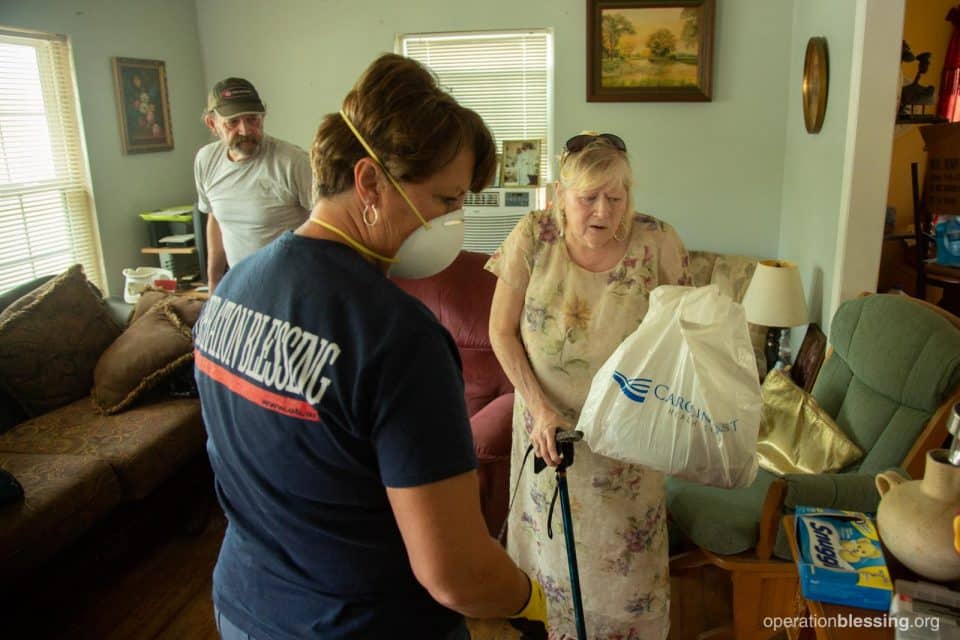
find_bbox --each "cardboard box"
[795,506,893,611]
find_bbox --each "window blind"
[399,30,553,182]
[0,28,104,294]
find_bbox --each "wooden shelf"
[141,246,197,255]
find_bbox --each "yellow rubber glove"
[954,513,960,555]
[508,572,548,639]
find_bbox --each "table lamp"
[741,259,809,371]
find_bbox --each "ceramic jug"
[876,449,960,582]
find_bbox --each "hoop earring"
[557,209,565,238]
[362,202,379,226]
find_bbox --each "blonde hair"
[554,133,634,235]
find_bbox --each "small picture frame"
[112,57,174,154]
[501,140,542,187]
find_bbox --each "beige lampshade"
[742,259,809,328]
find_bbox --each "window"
[0,27,104,293]
[399,29,553,183]
[399,30,553,252]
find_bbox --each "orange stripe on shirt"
[194,350,320,422]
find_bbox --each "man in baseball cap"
[195,77,312,291]
[203,77,267,159]
[206,77,266,119]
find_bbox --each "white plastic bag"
[577,284,761,488]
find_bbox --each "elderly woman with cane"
[487,132,691,639]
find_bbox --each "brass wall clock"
[802,37,829,133]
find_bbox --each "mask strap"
[338,110,431,229]
[308,217,397,264]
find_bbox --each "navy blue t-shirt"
[194,232,477,639]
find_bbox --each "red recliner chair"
[393,251,514,536]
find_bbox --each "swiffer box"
[795,506,893,611]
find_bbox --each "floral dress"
[485,209,691,640]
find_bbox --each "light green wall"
[0,0,903,324]
[0,0,210,296]
[195,0,793,259]
[778,0,859,327]
[779,0,902,335]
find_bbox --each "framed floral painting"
[587,0,715,102]
[112,57,174,153]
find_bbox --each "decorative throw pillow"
[709,254,758,302]
[0,274,55,311]
[686,251,718,288]
[130,288,177,324]
[92,296,205,415]
[0,265,122,416]
[708,255,768,379]
[756,368,864,475]
[0,277,53,433]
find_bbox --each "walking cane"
[504,429,588,640]
[543,429,588,640]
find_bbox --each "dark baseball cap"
[206,77,265,117]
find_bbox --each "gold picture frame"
[112,57,174,154]
[587,0,715,102]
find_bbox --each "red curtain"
[937,5,960,122]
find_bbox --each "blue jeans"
[215,607,254,640]
[214,608,470,639]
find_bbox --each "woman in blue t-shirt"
[195,53,548,640]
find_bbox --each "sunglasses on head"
[563,133,627,154]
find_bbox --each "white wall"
[830,0,903,313]
[0,0,210,295]
[779,0,903,332]
[195,0,794,260]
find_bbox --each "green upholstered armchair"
[667,293,960,640]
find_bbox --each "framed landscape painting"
[112,57,174,153]
[587,0,715,102]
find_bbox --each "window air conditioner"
[463,187,547,254]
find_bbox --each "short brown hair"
[311,53,496,200]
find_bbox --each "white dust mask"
[388,208,465,279]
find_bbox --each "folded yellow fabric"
[757,369,863,475]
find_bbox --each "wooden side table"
[782,516,894,640]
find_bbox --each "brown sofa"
[0,275,205,584]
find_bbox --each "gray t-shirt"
[195,134,312,266]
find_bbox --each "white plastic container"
[122,267,174,304]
